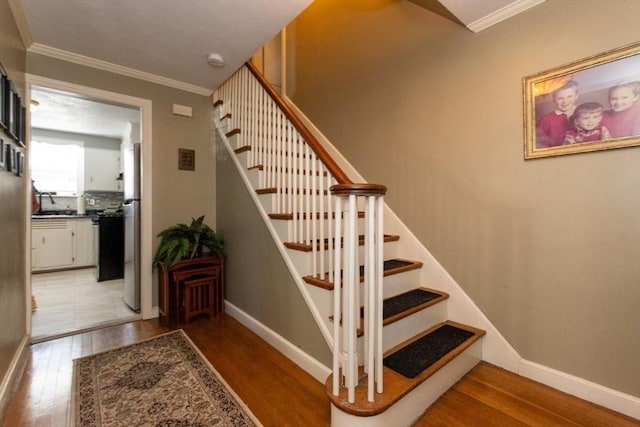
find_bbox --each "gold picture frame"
[524,42,640,159]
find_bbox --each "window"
[31,138,84,196]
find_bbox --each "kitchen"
[30,85,142,341]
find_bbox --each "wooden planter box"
[157,254,225,324]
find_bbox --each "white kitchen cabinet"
[73,218,95,267]
[85,147,121,191]
[32,222,74,271]
[32,218,96,272]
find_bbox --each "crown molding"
[8,0,34,48]
[28,43,212,96]
[467,0,545,33]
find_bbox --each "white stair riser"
[330,340,483,427]
[382,269,423,298]
[344,300,448,357]
[379,302,447,353]
[286,242,400,277]
[270,217,369,243]
[257,171,334,191]
[306,283,333,333]
[259,192,334,212]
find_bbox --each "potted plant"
[152,215,224,270]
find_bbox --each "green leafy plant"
[152,216,224,269]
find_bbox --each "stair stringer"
[214,121,336,351]
[285,97,522,372]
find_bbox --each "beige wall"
[26,54,215,304]
[216,144,332,366]
[0,0,27,401]
[288,0,640,396]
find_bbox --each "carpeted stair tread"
[325,321,485,417]
[383,323,477,379]
[302,258,422,290]
[383,288,444,320]
[358,288,445,321]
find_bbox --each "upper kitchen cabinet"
[32,128,123,194]
[85,145,121,191]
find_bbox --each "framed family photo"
[524,42,640,159]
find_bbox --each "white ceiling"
[30,86,140,139]
[12,0,543,139]
[19,0,315,92]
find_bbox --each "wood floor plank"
[466,362,640,427]
[415,388,528,427]
[1,317,638,427]
[418,362,639,427]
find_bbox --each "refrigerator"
[123,142,141,311]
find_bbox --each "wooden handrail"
[245,61,351,184]
[245,61,386,196]
[331,183,387,196]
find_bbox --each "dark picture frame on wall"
[8,84,17,141]
[7,144,15,172]
[16,150,24,176]
[16,105,25,147]
[178,148,195,171]
[4,142,10,171]
[10,89,21,143]
[0,63,7,130]
[524,42,640,159]
[0,138,4,169]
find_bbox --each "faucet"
[38,192,56,212]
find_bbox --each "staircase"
[213,63,516,427]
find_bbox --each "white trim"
[7,0,34,48]
[519,359,640,420]
[467,0,546,33]
[225,301,331,384]
[25,74,157,321]
[28,44,212,96]
[0,335,29,414]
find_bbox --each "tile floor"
[31,268,140,342]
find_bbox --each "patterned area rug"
[71,330,261,426]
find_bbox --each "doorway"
[26,76,154,342]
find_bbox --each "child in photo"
[601,81,640,138]
[564,102,611,144]
[536,80,579,147]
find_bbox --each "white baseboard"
[0,335,29,415]
[225,301,331,384]
[519,359,640,420]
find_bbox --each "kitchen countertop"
[32,215,93,219]
[32,212,101,220]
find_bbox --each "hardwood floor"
[2,315,638,426]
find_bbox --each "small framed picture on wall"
[0,138,4,169]
[10,89,21,142]
[0,63,7,130]
[8,84,17,140]
[6,143,14,172]
[178,148,195,171]
[16,151,24,176]
[16,105,25,147]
